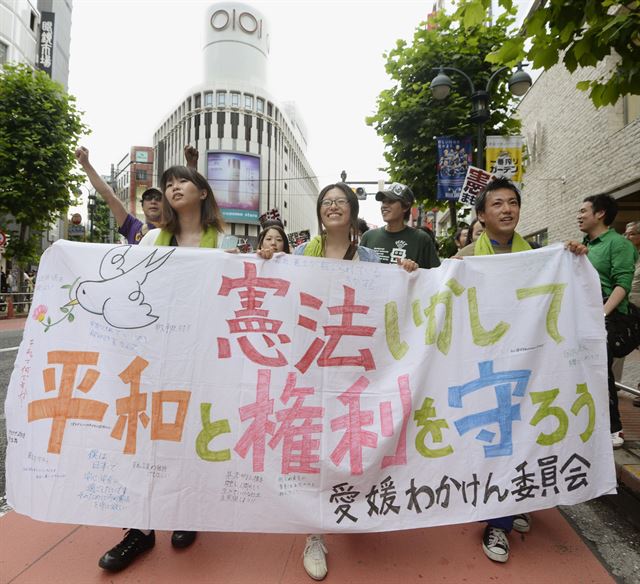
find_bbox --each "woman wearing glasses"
[292,183,415,580]
[294,183,379,262]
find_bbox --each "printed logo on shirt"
[371,239,409,264]
[390,239,408,262]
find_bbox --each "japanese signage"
[259,208,281,227]
[207,152,261,223]
[37,12,55,77]
[436,136,472,200]
[485,136,524,183]
[459,166,494,206]
[6,241,615,532]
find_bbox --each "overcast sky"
[68,0,531,226]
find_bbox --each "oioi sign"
[210,8,264,39]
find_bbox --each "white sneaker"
[611,431,624,449]
[482,525,509,563]
[303,535,328,580]
[512,513,531,533]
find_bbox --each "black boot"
[98,529,155,572]
[171,530,197,548]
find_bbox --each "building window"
[267,102,273,116]
[257,98,265,113]
[526,229,548,248]
[194,93,201,108]
[136,170,148,181]
[231,92,240,107]
[623,94,640,126]
[244,94,254,110]
[187,97,192,111]
[284,182,288,190]
[284,201,288,208]
[284,145,288,155]
[217,91,226,106]
[0,41,7,65]
[284,164,288,172]
[205,92,213,107]
[30,11,36,31]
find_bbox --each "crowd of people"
[74,145,639,580]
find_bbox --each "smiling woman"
[293,183,377,261]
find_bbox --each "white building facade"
[0,0,39,67]
[153,2,319,245]
[517,56,640,244]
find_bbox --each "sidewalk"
[615,349,640,498]
[0,509,615,583]
[1,320,637,583]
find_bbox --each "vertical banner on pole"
[436,136,472,200]
[485,136,524,184]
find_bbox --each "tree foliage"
[88,196,115,243]
[458,0,640,107]
[0,63,88,267]
[366,3,522,207]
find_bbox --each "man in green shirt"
[578,194,638,448]
[360,183,440,270]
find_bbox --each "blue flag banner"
[436,136,472,201]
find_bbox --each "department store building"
[153,2,319,247]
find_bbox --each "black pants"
[607,347,622,433]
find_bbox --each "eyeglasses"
[321,198,349,208]
[142,193,162,202]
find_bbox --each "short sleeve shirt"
[118,214,155,245]
[360,226,440,268]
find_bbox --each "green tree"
[88,196,116,243]
[459,0,640,107]
[366,4,522,208]
[0,63,88,268]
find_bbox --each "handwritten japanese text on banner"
[6,240,615,532]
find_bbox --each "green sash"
[474,231,531,256]
[154,226,218,248]
[303,235,325,257]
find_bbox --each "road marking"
[0,346,19,353]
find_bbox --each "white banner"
[5,241,615,532]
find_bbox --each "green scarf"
[474,231,532,256]
[303,235,325,257]
[154,226,218,248]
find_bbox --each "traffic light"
[355,187,367,200]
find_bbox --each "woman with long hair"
[257,223,291,254]
[98,166,272,574]
[140,165,226,248]
[291,182,415,580]
[295,182,379,262]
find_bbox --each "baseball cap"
[141,188,162,202]
[376,182,415,205]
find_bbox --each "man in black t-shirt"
[360,182,440,269]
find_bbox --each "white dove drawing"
[69,245,175,329]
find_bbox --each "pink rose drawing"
[32,304,48,322]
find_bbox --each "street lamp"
[87,193,96,242]
[430,64,532,168]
